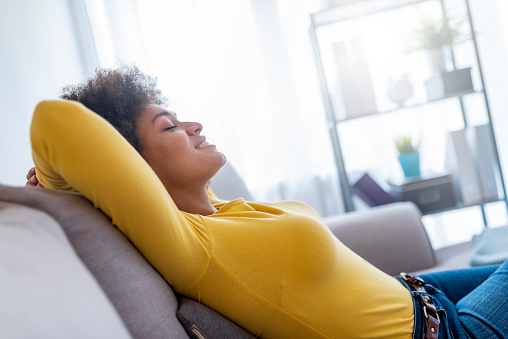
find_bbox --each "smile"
[195,137,210,149]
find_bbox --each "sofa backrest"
[209,161,253,201]
[0,184,256,339]
[0,185,189,339]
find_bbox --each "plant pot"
[398,152,421,178]
[423,67,473,101]
[426,47,447,74]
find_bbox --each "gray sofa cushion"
[177,297,256,339]
[0,202,132,339]
[0,185,189,339]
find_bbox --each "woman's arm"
[30,100,210,289]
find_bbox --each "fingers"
[26,167,36,180]
[25,167,44,188]
[25,176,44,188]
[26,175,39,187]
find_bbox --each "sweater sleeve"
[30,100,210,289]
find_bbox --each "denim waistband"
[396,276,452,339]
[396,276,426,339]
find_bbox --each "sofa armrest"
[323,202,436,276]
[0,202,132,339]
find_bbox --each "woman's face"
[135,104,226,190]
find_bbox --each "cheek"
[167,135,194,163]
[144,134,192,167]
[171,134,192,151]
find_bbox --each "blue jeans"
[403,260,508,339]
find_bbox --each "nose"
[185,121,203,135]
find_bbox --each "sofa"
[0,163,472,338]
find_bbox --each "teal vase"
[398,152,421,178]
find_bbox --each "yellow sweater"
[30,100,414,338]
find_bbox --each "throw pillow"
[470,225,508,266]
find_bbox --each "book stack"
[445,125,501,205]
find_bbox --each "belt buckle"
[423,304,440,323]
[422,303,440,338]
[400,272,425,287]
[400,273,440,338]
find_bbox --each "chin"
[209,153,226,179]
[219,152,226,166]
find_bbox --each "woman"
[27,65,507,339]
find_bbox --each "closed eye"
[164,126,177,131]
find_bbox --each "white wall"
[475,0,508,199]
[2,0,508,202]
[0,0,95,186]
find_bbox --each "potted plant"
[409,11,466,73]
[395,136,420,178]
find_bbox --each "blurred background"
[2,0,508,249]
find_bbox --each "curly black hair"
[60,64,168,152]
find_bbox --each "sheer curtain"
[84,0,343,216]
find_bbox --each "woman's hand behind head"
[25,167,44,187]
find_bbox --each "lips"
[195,136,210,149]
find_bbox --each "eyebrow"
[151,111,176,124]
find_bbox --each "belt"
[400,272,440,339]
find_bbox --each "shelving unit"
[309,0,508,225]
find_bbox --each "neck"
[168,185,217,215]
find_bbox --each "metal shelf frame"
[309,0,508,223]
